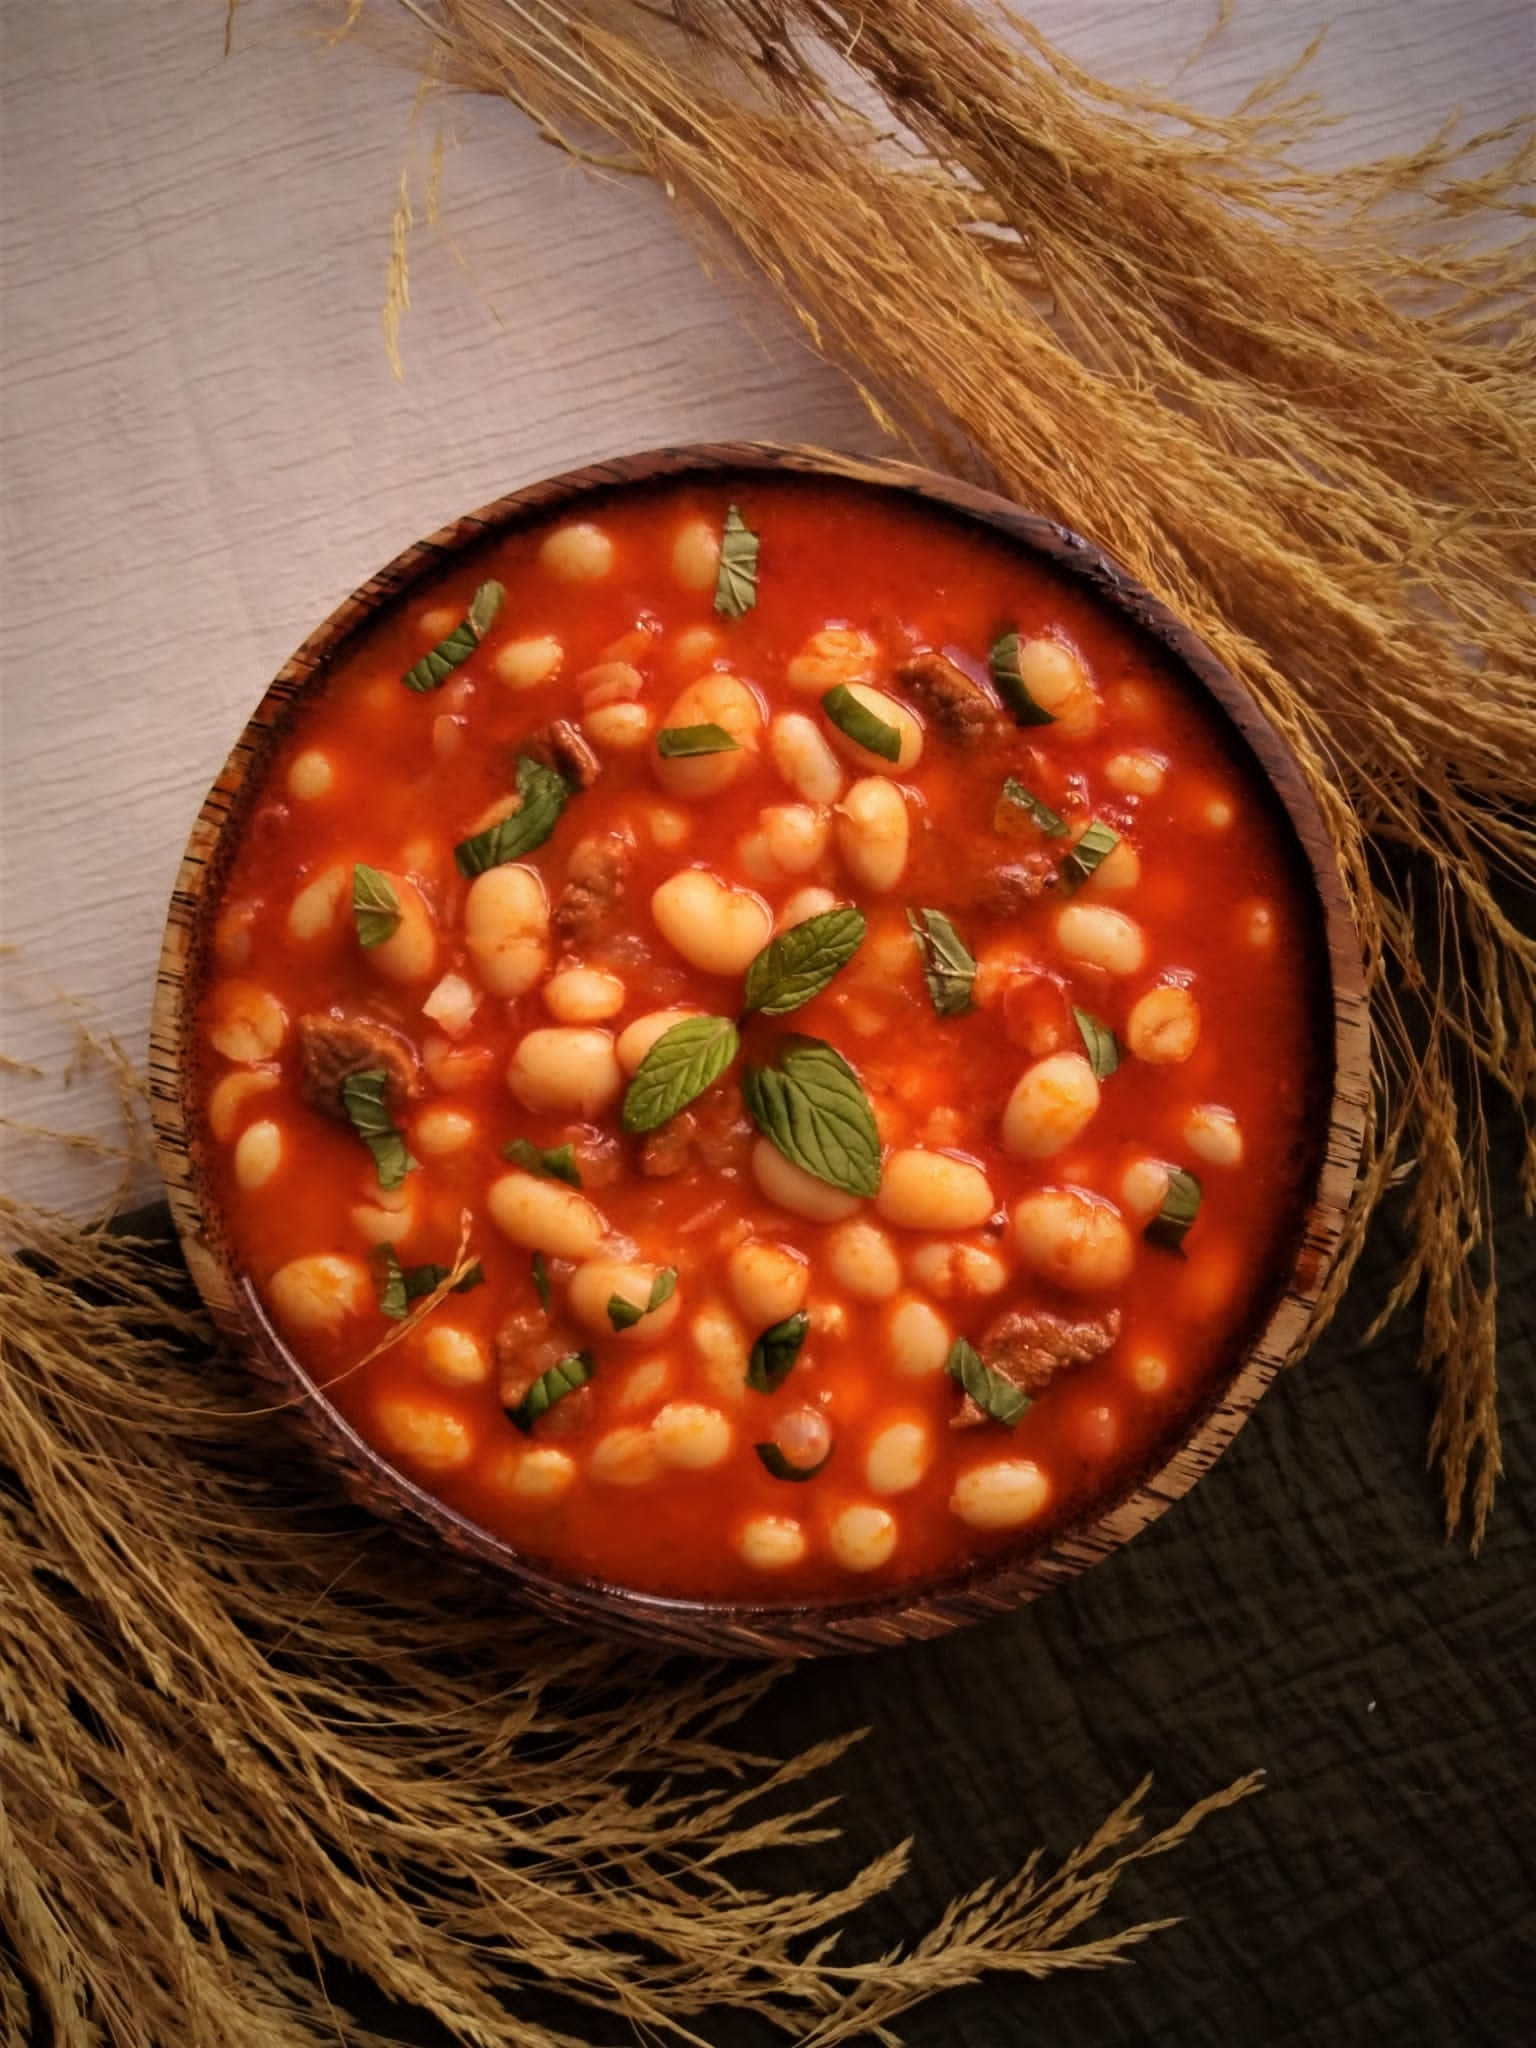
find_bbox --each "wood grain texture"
[149,444,1368,1656]
[1,0,1527,1212]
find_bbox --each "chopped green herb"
[821,682,901,762]
[508,1352,593,1433]
[741,1036,882,1199]
[945,1336,1029,1427]
[746,1311,810,1395]
[454,753,569,878]
[988,630,1057,727]
[743,908,866,1018]
[402,580,504,692]
[713,503,759,619]
[1060,819,1121,892]
[1072,1006,1121,1079]
[340,1070,417,1192]
[531,1251,552,1314]
[351,863,402,948]
[620,1016,740,1134]
[608,1268,677,1332]
[1145,1167,1202,1254]
[907,907,978,1017]
[656,723,740,758]
[502,1137,582,1186]
[754,1441,832,1482]
[373,1247,485,1320]
[1000,777,1069,838]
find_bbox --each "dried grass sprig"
[358,0,1534,1543]
[0,1189,1260,2045]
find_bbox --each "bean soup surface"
[197,477,1329,1601]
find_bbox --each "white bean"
[1012,1187,1134,1291]
[907,1242,1010,1300]
[835,778,909,893]
[887,1296,952,1377]
[950,1459,1051,1530]
[233,1119,283,1191]
[422,1325,489,1386]
[213,900,258,970]
[509,1446,576,1500]
[653,1401,733,1470]
[826,1219,903,1300]
[540,521,614,582]
[646,803,692,850]
[577,659,643,708]
[877,1149,994,1231]
[589,1425,662,1487]
[1088,839,1141,894]
[422,1032,495,1095]
[1016,636,1099,736]
[761,803,831,874]
[494,635,563,690]
[421,972,480,1040]
[585,703,653,752]
[1119,1156,1172,1220]
[671,518,721,593]
[413,1105,477,1157]
[287,863,349,943]
[287,749,334,801]
[374,1394,473,1473]
[786,626,877,694]
[207,1068,279,1142]
[207,983,288,1064]
[369,875,438,987]
[1184,1104,1244,1166]
[777,886,840,932]
[614,1356,675,1413]
[823,682,924,775]
[508,1027,622,1117]
[268,1253,370,1335]
[567,1258,681,1343]
[1001,1051,1101,1159]
[616,1007,702,1075]
[770,712,846,804]
[465,864,551,998]
[487,1171,608,1260]
[1105,750,1166,797]
[653,675,763,799]
[651,868,773,976]
[864,1420,932,1496]
[1126,983,1200,1064]
[670,624,724,673]
[751,1138,862,1223]
[543,966,626,1024]
[1054,902,1148,977]
[827,1503,898,1572]
[728,1240,809,1327]
[351,1180,418,1247]
[690,1301,752,1403]
[737,1515,808,1571]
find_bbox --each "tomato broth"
[196,475,1330,1602]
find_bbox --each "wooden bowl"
[149,443,1369,1656]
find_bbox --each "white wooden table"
[2,0,1528,1216]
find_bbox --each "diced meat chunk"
[952,1306,1122,1428]
[495,1309,593,1438]
[638,1098,755,1179]
[897,650,1002,747]
[974,855,1057,916]
[553,829,635,948]
[297,1012,420,1122]
[526,718,601,791]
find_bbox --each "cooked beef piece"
[638,1098,755,1179]
[553,828,635,947]
[952,1307,1123,1428]
[896,650,1002,746]
[495,1309,592,1438]
[297,1012,420,1122]
[526,718,601,791]
[974,854,1057,916]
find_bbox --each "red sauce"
[196,475,1329,1602]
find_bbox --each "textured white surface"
[1,0,1529,1215]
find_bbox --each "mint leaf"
[906,908,977,1017]
[507,1352,593,1433]
[373,1249,485,1320]
[946,1336,1029,1427]
[743,908,866,1018]
[454,753,569,878]
[502,1137,581,1186]
[402,579,504,692]
[821,683,901,762]
[341,1069,418,1192]
[999,777,1069,838]
[608,1267,677,1331]
[755,1441,832,1482]
[1072,1006,1120,1079]
[1145,1166,1202,1254]
[741,1036,882,1198]
[988,630,1057,727]
[620,1016,740,1134]
[1060,819,1120,893]
[746,1311,809,1394]
[656,723,739,758]
[713,503,759,619]
[351,863,402,948]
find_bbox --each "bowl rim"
[148,440,1370,1657]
